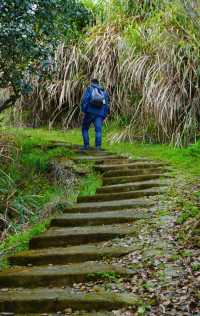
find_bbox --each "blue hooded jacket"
[81,83,110,119]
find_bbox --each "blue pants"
[82,113,103,148]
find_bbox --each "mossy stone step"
[50,209,150,227]
[77,188,164,203]
[103,173,170,185]
[102,167,168,178]
[95,158,152,165]
[95,158,132,165]
[9,243,137,266]
[74,150,114,156]
[0,287,140,313]
[64,198,154,213]
[0,262,135,288]
[16,313,114,316]
[72,155,124,162]
[96,162,167,172]
[97,179,166,194]
[29,223,138,249]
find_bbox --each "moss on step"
[77,188,164,203]
[0,262,135,288]
[64,198,154,213]
[103,174,170,185]
[0,287,141,313]
[50,209,150,227]
[29,223,139,249]
[9,243,137,267]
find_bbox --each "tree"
[0,0,91,113]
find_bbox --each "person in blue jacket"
[81,79,110,150]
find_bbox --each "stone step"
[9,243,136,267]
[97,179,166,194]
[77,188,164,203]
[29,223,137,249]
[50,209,150,227]
[96,162,167,172]
[72,155,124,162]
[102,167,167,178]
[103,173,169,186]
[64,198,154,213]
[95,158,132,165]
[15,313,114,316]
[0,287,140,313]
[95,158,152,165]
[0,262,135,288]
[74,150,114,156]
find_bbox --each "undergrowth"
[79,173,102,197]
[0,128,100,270]
[0,220,49,270]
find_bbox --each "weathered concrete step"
[103,173,170,186]
[0,262,135,288]
[29,223,138,249]
[97,179,166,194]
[9,243,136,266]
[72,155,124,162]
[102,167,168,178]
[0,287,140,313]
[64,198,154,213]
[96,161,167,172]
[77,188,164,203]
[95,159,155,166]
[74,150,114,156]
[95,158,152,165]
[95,158,132,165]
[15,313,114,316]
[50,209,150,227]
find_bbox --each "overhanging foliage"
[0,0,91,112]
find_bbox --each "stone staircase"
[0,147,170,315]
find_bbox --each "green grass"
[176,202,199,224]
[1,125,200,270]
[4,125,200,176]
[3,124,200,182]
[192,263,200,272]
[0,220,49,270]
[3,124,200,181]
[79,172,102,197]
[104,138,200,178]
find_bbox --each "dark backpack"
[90,86,106,108]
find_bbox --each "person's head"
[91,79,99,85]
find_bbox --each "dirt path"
[0,146,199,315]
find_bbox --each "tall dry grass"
[14,0,200,146]
[17,26,123,128]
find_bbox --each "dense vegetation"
[0,128,102,269]
[2,0,199,146]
